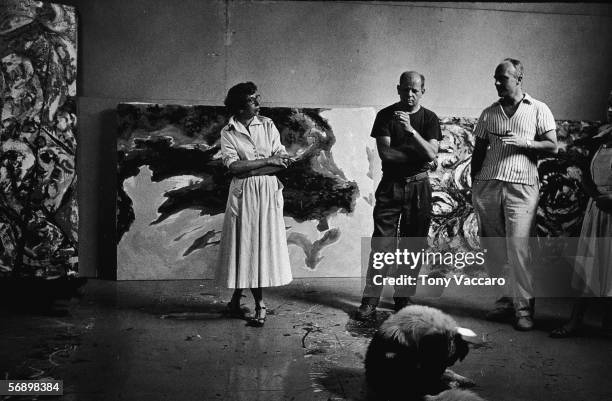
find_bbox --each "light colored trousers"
[472,179,539,315]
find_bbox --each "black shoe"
[355,304,377,321]
[550,325,580,338]
[248,306,266,327]
[393,297,413,312]
[514,315,534,331]
[485,297,514,321]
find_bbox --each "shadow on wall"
[95,108,119,279]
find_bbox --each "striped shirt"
[473,93,556,185]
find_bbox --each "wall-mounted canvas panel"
[116,103,599,280]
[428,118,597,276]
[116,104,370,280]
[0,1,78,278]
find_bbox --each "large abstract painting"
[428,118,597,275]
[116,104,370,280]
[116,102,599,280]
[0,1,78,278]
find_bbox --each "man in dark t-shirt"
[356,71,442,320]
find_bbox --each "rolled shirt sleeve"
[220,129,240,168]
[473,110,488,139]
[536,103,557,136]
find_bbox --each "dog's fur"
[365,305,472,401]
[424,389,487,401]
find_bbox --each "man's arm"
[403,133,438,162]
[470,136,489,181]
[500,129,557,154]
[394,112,438,161]
[533,129,558,154]
[375,136,412,163]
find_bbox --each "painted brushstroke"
[116,102,599,279]
[116,104,361,279]
[426,117,597,275]
[0,1,78,278]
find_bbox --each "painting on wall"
[427,117,597,275]
[116,102,599,280]
[0,1,78,278]
[116,103,371,280]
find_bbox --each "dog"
[424,389,488,401]
[365,305,476,401]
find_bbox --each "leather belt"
[399,171,428,183]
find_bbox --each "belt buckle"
[405,172,424,183]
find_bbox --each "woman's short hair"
[224,82,257,115]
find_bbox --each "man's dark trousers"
[361,173,432,307]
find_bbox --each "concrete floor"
[1,278,612,401]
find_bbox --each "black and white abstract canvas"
[0,1,78,278]
[116,102,598,280]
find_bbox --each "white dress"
[572,143,612,296]
[217,115,292,288]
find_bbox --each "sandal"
[549,325,580,338]
[248,306,266,327]
[225,301,247,319]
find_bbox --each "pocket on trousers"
[375,180,394,201]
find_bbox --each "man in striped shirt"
[470,58,558,331]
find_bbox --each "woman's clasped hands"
[267,154,293,168]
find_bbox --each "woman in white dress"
[550,92,612,338]
[217,82,293,327]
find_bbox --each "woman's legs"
[230,288,243,307]
[565,298,589,331]
[251,287,265,309]
[551,298,589,337]
[229,287,266,324]
[250,288,266,325]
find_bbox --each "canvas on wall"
[0,0,78,278]
[427,117,597,276]
[116,102,598,280]
[116,104,369,280]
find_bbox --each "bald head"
[397,71,426,110]
[497,58,524,81]
[494,58,524,99]
[399,71,425,90]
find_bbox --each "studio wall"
[55,0,612,277]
